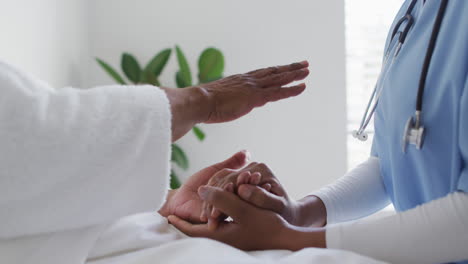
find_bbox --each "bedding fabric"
[86,213,387,264]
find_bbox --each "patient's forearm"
[160,87,210,142]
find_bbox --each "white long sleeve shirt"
[314,157,468,264]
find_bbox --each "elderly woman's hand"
[162,61,309,141]
[158,151,249,223]
[200,61,309,123]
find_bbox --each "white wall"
[88,0,347,198]
[0,0,89,88]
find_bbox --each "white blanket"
[87,213,387,264]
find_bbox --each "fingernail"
[239,185,253,199]
[167,215,175,223]
[300,60,309,66]
[198,186,209,199]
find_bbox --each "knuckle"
[248,162,258,168]
[272,75,282,82]
[257,162,268,170]
[247,80,257,88]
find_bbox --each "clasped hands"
[159,151,327,251]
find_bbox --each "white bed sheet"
[86,213,387,264]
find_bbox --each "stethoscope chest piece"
[402,114,425,153]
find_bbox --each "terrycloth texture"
[86,212,387,264]
[327,192,468,264]
[312,157,391,224]
[0,60,172,263]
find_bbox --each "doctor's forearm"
[294,195,327,227]
[326,192,468,263]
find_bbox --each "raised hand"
[162,61,309,141]
[201,61,309,124]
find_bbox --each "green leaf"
[175,71,189,88]
[170,170,181,189]
[121,53,142,83]
[192,126,206,141]
[175,45,192,87]
[141,70,161,86]
[171,143,189,170]
[95,58,126,84]
[198,48,224,84]
[145,49,172,77]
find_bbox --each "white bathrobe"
[0,60,172,264]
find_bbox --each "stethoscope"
[352,0,449,153]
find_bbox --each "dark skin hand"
[168,186,326,251]
[161,61,310,142]
[200,162,274,228]
[158,151,248,223]
[202,162,328,229]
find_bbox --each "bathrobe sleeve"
[0,61,172,238]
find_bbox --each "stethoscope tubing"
[355,0,449,145]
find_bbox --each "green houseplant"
[96,45,225,189]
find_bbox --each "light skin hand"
[161,61,309,142]
[158,151,248,223]
[168,186,326,251]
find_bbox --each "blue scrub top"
[371,0,468,213]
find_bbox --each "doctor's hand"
[203,162,327,228]
[200,162,282,228]
[168,186,326,251]
[158,151,248,223]
[162,61,309,141]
